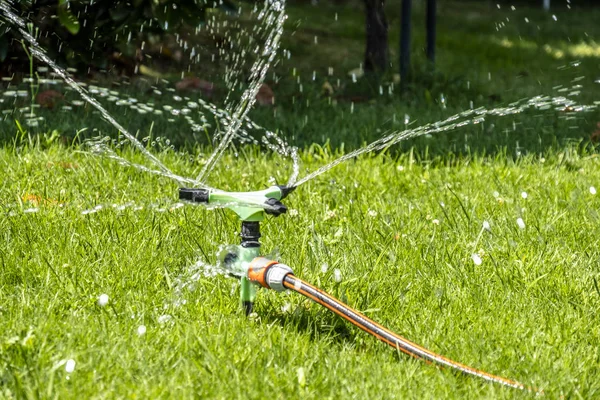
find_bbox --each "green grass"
[1,0,600,397]
[2,140,600,398]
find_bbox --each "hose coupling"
[247,257,294,292]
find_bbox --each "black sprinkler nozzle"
[264,198,287,216]
[179,188,209,203]
[277,185,296,200]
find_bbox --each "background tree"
[363,0,389,73]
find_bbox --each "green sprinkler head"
[179,185,295,221]
[178,185,296,315]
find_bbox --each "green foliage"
[0,0,236,67]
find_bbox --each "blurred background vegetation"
[0,0,599,157]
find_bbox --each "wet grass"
[2,140,600,398]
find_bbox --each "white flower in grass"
[137,325,147,336]
[98,294,109,307]
[65,359,76,373]
[482,221,491,231]
[516,218,526,229]
[289,209,299,217]
[324,209,336,220]
[471,254,483,266]
[521,192,528,199]
[590,186,597,195]
[333,269,342,282]
[367,209,378,217]
[281,303,292,313]
[432,219,440,225]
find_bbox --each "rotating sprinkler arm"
[179,185,294,221]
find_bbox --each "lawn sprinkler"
[179,185,539,393]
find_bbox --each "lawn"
[1,0,600,398]
[2,142,600,398]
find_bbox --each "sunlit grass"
[1,141,600,398]
[544,41,600,59]
[495,37,600,59]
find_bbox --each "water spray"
[179,186,540,393]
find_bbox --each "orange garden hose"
[281,273,540,393]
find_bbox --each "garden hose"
[247,257,538,393]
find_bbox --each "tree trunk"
[364,0,389,73]
[399,0,412,86]
[426,0,436,64]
